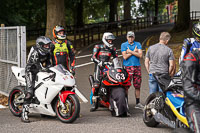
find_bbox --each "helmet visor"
[106,35,116,40]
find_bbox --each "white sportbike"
[8,64,88,123]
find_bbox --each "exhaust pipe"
[151,108,175,128]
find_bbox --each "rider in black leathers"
[90,32,118,112]
[21,36,54,123]
[181,48,200,133]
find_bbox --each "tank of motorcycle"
[50,64,75,87]
[36,71,75,87]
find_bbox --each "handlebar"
[103,62,113,66]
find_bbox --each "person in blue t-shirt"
[121,31,143,110]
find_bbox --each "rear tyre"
[143,92,163,127]
[8,86,24,117]
[55,94,80,123]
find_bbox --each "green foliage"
[0,0,46,29]
[84,0,109,24]
[138,0,174,16]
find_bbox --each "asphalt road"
[0,23,174,133]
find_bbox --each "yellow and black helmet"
[52,25,66,40]
[192,22,200,41]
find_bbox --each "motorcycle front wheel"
[8,86,24,117]
[143,92,163,127]
[55,94,80,123]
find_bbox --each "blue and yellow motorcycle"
[143,73,189,130]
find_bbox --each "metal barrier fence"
[26,14,170,47]
[0,26,26,96]
[191,11,200,21]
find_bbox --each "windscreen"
[53,64,68,75]
[113,58,123,69]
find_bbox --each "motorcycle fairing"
[165,91,189,127]
[102,67,129,86]
[59,91,75,103]
[108,67,129,82]
[99,100,109,108]
[166,91,185,112]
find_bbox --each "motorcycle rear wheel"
[8,86,24,117]
[143,92,163,127]
[55,94,80,123]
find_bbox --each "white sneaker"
[135,103,144,110]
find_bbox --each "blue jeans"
[149,74,162,94]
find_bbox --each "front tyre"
[8,86,24,117]
[55,94,80,123]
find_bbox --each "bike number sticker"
[116,73,125,80]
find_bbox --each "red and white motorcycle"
[8,64,88,123]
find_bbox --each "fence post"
[87,27,89,45]
[83,28,86,46]
[121,23,123,35]
[191,11,194,20]
[98,24,100,40]
[74,28,77,49]
[116,22,118,37]
[126,22,128,33]
[174,15,177,25]
[91,26,94,43]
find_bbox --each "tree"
[109,0,118,22]
[153,0,159,24]
[124,0,131,20]
[74,0,84,27]
[173,0,190,32]
[0,0,46,29]
[45,0,65,39]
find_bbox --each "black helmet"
[36,36,52,55]
[52,25,66,40]
[192,22,200,42]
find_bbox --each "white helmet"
[102,32,116,48]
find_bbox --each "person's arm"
[122,51,132,60]
[144,57,150,74]
[121,43,132,60]
[67,41,75,67]
[172,60,176,75]
[127,46,143,58]
[111,47,118,59]
[179,39,192,64]
[182,52,200,102]
[91,45,100,64]
[169,60,175,77]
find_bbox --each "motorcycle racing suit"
[179,38,200,64]
[90,44,118,110]
[22,36,53,123]
[52,40,75,75]
[181,49,200,133]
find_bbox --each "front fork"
[58,92,66,110]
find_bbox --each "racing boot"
[90,96,98,112]
[21,104,30,123]
[90,103,97,112]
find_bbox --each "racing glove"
[98,61,103,67]
[70,66,75,76]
